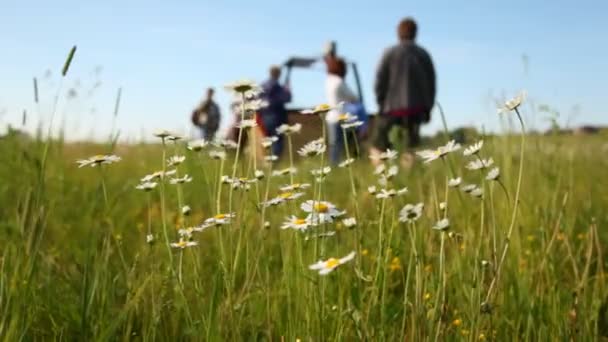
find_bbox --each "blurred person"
[259,65,292,157]
[191,87,221,141]
[371,17,436,166]
[324,56,368,164]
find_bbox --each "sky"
[1,0,607,141]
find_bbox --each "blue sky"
[1,0,607,141]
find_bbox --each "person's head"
[269,65,282,81]
[206,87,215,99]
[398,17,417,42]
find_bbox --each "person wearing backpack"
[191,87,221,141]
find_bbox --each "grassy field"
[1,110,607,341]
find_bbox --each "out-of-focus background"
[1,0,607,141]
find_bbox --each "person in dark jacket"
[259,65,292,157]
[191,87,221,141]
[371,17,436,161]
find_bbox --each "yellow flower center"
[294,218,307,225]
[177,240,187,248]
[326,258,339,268]
[452,318,462,327]
[338,113,349,121]
[279,192,293,199]
[314,203,329,213]
[214,214,226,220]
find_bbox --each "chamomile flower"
[416,140,461,164]
[309,251,356,275]
[298,139,326,157]
[279,183,311,192]
[466,158,494,170]
[448,177,462,187]
[470,187,484,198]
[375,188,396,199]
[301,200,343,225]
[166,134,183,142]
[135,181,158,191]
[439,202,447,210]
[244,99,268,112]
[311,166,331,177]
[177,227,196,238]
[141,169,176,182]
[305,231,337,241]
[170,239,198,249]
[370,149,398,161]
[169,174,192,185]
[261,136,279,148]
[463,140,484,156]
[208,150,226,160]
[276,123,302,135]
[167,155,186,167]
[146,234,155,244]
[264,155,279,162]
[301,103,332,115]
[367,186,377,194]
[254,170,265,180]
[338,158,355,168]
[153,129,173,139]
[262,192,305,207]
[281,216,310,231]
[342,217,357,228]
[225,79,259,94]
[218,140,238,150]
[400,203,424,223]
[386,165,398,179]
[341,121,364,130]
[396,187,409,196]
[187,139,208,151]
[374,164,386,175]
[76,154,121,168]
[272,167,297,177]
[432,218,450,231]
[204,213,235,226]
[498,91,526,114]
[181,205,191,216]
[461,184,478,193]
[486,167,500,181]
[237,119,257,129]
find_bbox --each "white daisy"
[311,166,331,177]
[432,218,450,231]
[225,79,259,94]
[170,239,198,249]
[399,203,424,223]
[370,149,398,161]
[76,154,121,168]
[301,103,333,115]
[254,170,265,180]
[416,140,461,164]
[237,119,257,129]
[466,158,494,170]
[264,155,279,162]
[166,134,183,142]
[461,184,478,193]
[187,139,208,151]
[135,181,157,191]
[448,177,462,188]
[279,183,311,192]
[276,123,302,135]
[281,216,310,231]
[141,169,176,182]
[375,189,396,199]
[439,202,447,210]
[298,139,326,157]
[470,187,484,198]
[208,150,227,160]
[272,167,297,177]
[498,91,526,114]
[261,136,279,148]
[338,158,355,168]
[301,200,343,225]
[169,174,192,185]
[261,192,304,207]
[204,213,236,226]
[341,121,364,130]
[374,164,386,175]
[146,234,154,244]
[486,167,500,181]
[167,155,186,167]
[304,231,337,241]
[309,251,356,275]
[342,217,357,228]
[181,205,191,216]
[153,129,173,139]
[463,140,484,156]
[218,140,238,150]
[367,186,377,194]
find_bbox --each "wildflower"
[208,150,227,160]
[486,167,500,181]
[337,112,356,122]
[146,234,154,244]
[432,218,450,231]
[170,239,198,249]
[244,98,267,112]
[470,187,484,198]
[276,123,302,135]
[167,155,186,167]
[182,205,191,216]
[279,183,311,192]
[498,91,526,114]
[76,154,121,168]
[338,158,355,168]
[341,120,364,130]
[424,292,432,301]
[370,149,398,161]
[225,79,259,94]
[153,129,173,139]
[389,257,402,272]
[342,217,357,228]
[301,103,332,115]
[301,200,343,225]
[264,155,279,162]
[416,140,461,163]
[254,170,265,180]
[461,184,478,193]
[367,186,377,194]
[481,260,491,268]
[204,213,235,226]
[452,318,462,327]
[375,188,396,199]
[187,139,208,151]
[135,181,158,191]
[166,134,183,142]
[439,201,447,210]
[217,140,238,150]
[309,251,356,275]
[141,169,176,182]
[177,227,196,238]
[169,174,192,185]
[361,249,369,256]
[262,192,304,207]
[466,158,494,170]
[298,139,326,157]
[281,216,310,231]
[237,119,257,129]
[374,164,386,175]
[396,187,408,195]
[463,140,483,156]
[261,136,278,148]
[399,203,424,223]
[272,167,297,177]
[304,231,337,241]
[311,166,331,178]
[448,177,462,187]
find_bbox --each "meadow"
[1,67,608,340]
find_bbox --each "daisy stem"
[287,134,295,185]
[433,231,446,342]
[484,107,526,304]
[228,92,246,213]
[159,139,174,266]
[216,159,225,215]
[407,222,421,327]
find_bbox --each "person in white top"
[324,56,368,163]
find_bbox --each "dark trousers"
[371,113,422,151]
[261,113,286,157]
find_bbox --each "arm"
[421,50,436,108]
[374,48,391,112]
[338,81,359,103]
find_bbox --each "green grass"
[0,125,607,341]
